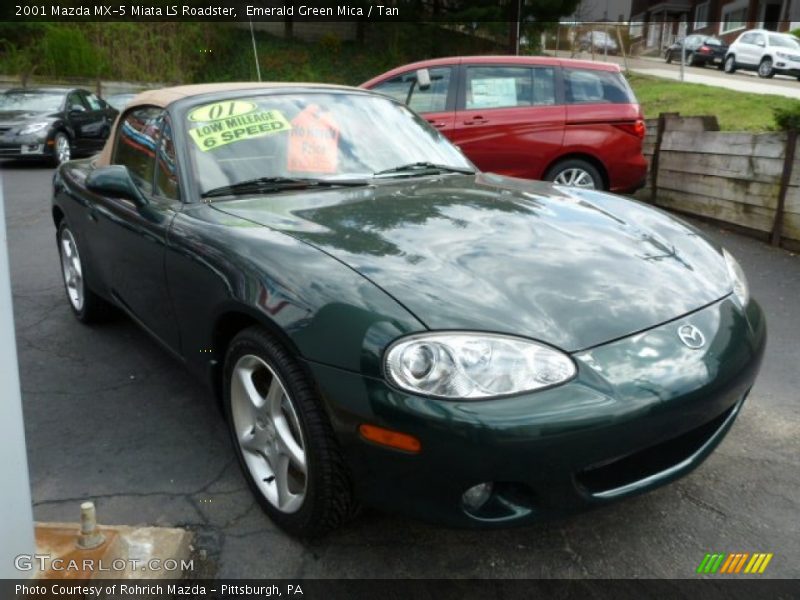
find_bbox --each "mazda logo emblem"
[678,324,706,349]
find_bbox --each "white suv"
[724,29,800,79]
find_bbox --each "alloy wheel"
[55,134,71,165]
[758,59,773,78]
[553,168,597,189]
[59,227,84,311]
[230,354,307,514]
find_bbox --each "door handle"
[426,120,447,129]
[463,116,488,125]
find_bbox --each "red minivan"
[362,56,648,193]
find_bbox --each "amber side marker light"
[359,424,421,453]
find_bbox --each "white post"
[249,18,262,82]
[0,180,36,578]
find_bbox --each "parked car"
[724,29,800,79]
[0,87,117,165]
[361,56,647,193]
[52,82,765,537]
[665,35,728,68]
[578,30,619,54]
[104,92,137,111]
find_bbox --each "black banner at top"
[10,1,495,23]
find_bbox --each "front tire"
[724,55,737,73]
[758,58,775,78]
[51,132,71,167]
[224,326,357,538]
[57,221,112,323]
[545,159,603,190]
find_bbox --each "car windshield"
[185,92,473,196]
[0,91,63,112]
[769,34,800,49]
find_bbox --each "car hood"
[213,173,731,352]
[0,110,54,127]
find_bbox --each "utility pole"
[249,17,262,82]
[0,182,36,579]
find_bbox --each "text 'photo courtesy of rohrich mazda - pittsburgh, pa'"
[1,4,797,598]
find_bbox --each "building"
[629,0,800,50]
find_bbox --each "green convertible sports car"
[51,83,766,537]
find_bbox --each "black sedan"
[0,87,117,166]
[665,35,728,68]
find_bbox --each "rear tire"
[724,55,737,73]
[57,221,113,323]
[223,326,358,538]
[545,159,603,190]
[666,51,673,64]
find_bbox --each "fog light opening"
[462,482,493,512]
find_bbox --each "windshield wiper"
[373,162,475,178]
[201,176,368,199]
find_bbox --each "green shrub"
[774,103,800,131]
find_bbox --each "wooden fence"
[640,114,799,248]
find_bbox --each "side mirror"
[86,165,147,207]
[416,68,431,91]
[757,40,766,47]
[69,104,85,114]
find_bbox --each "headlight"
[384,332,576,399]
[18,122,49,135]
[723,248,749,305]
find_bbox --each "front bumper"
[309,295,766,527]
[0,133,52,159]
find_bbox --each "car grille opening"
[577,404,735,495]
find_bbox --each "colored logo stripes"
[697,553,773,574]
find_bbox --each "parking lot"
[3,159,799,578]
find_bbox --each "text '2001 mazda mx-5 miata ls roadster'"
[51,83,765,537]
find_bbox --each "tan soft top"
[96,81,357,166]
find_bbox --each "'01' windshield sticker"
[188,100,257,122]
[189,109,292,152]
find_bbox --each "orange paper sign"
[287,105,339,174]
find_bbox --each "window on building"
[721,4,748,33]
[695,2,709,29]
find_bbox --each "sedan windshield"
[185,92,473,197]
[0,91,64,112]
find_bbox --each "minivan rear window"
[564,69,636,104]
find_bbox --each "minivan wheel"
[758,58,775,78]
[57,221,112,323]
[545,159,603,190]
[724,55,737,73]
[224,326,357,538]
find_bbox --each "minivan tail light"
[700,45,712,53]
[614,120,646,139]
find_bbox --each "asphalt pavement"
[3,160,799,578]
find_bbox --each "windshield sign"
[185,92,472,196]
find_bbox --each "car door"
[449,64,565,179]
[64,91,95,153]
[737,33,759,65]
[80,91,115,150]
[86,106,181,351]
[369,66,456,134]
